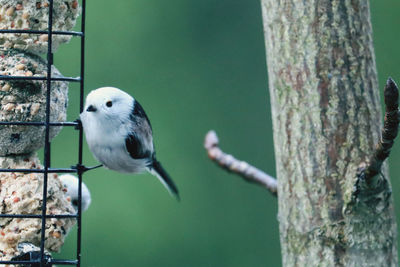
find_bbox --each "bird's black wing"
[125,133,150,159]
[125,99,153,159]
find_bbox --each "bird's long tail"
[148,159,179,200]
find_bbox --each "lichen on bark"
[261,0,398,265]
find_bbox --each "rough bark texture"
[261,0,398,266]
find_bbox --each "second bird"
[80,87,179,199]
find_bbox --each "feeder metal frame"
[0,0,88,266]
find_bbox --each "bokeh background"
[41,0,400,266]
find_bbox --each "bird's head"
[81,87,134,123]
[60,174,91,212]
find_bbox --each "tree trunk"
[261,0,398,266]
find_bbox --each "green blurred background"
[44,0,400,266]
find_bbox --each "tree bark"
[261,0,398,266]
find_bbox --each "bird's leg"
[84,164,103,171]
[71,164,103,175]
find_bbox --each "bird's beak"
[86,105,97,112]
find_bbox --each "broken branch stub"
[204,130,277,196]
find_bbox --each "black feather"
[131,99,152,129]
[125,133,150,159]
[125,99,152,159]
[151,159,180,200]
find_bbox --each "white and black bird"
[80,87,179,199]
[60,174,91,212]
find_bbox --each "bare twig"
[204,130,277,195]
[364,77,400,184]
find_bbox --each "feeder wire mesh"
[0,0,88,266]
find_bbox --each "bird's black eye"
[106,101,112,107]
[72,199,78,207]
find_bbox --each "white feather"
[60,174,91,212]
